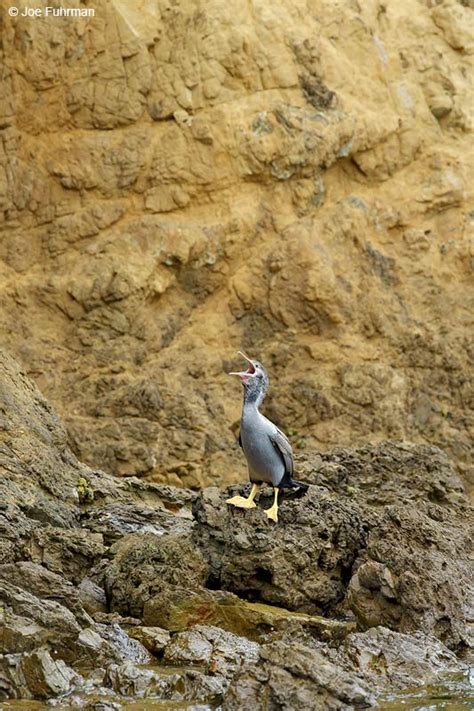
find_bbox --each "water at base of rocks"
[378,669,474,710]
[0,668,472,711]
[0,703,216,711]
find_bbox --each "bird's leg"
[226,483,260,509]
[264,487,279,523]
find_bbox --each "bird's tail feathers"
[281,477,310,494]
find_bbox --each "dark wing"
[238,431,243,449]
[269,428,294,478]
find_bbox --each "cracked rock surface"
[0,0,472,495]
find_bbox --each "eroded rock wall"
[0,0,473,488]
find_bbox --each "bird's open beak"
[229,351,256,381]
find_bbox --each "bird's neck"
[243,388,266,412]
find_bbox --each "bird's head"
[229,351,269,403]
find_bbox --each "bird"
[226,351,308,522]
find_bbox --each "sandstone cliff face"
[0,0,472,489]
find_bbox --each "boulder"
[0,648,79,700]
[163,624,259,681]
[103,531,208,618]
[348,502,474,648]
[331,626,465,691]
[193,485,367,612]
[223,640,375,710]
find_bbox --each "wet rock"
[82,702,122,711]
[21,649,78,699]
[104,659,227,705]
[70,622,153,673]
[0,648,79,699]
[126,626,170,656]
[82,502,192,545]
[175,669,228,703]
[331,626,466,692]
[348,502,474,648]
[224,640,375,710]
[0,570,151,672]
[103,532,208,618]
[0,580,82,664]
[165,629,213,665]
[105,662,161,697]
[91,624,151,665]
[163,624,260,680]
[121,480,197,510]
[193,485,367,613]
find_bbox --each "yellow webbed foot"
[264,505,278,523]
[264,487,279,522]
[226,495,257,509]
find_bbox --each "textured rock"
[27,527,105,584]
[0,350,472,708]
[191,442,473,647]
[0,579,83,664]
[82,501,194,545]
[296,441,467,507]
[163,624,260,680]
[224,626,467,711]
[0,0,472,495]
[77,578,108,616]
[143,586,354,640]
[126,626,171,656]
[348,500,474,649]
[103,530,208,618]
[0,648,79,700]
[223,640,375,710]
[330,626,465,691]
[104,662,161,697]
[193,484,367,612]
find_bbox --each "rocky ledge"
[0,349,473,709]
